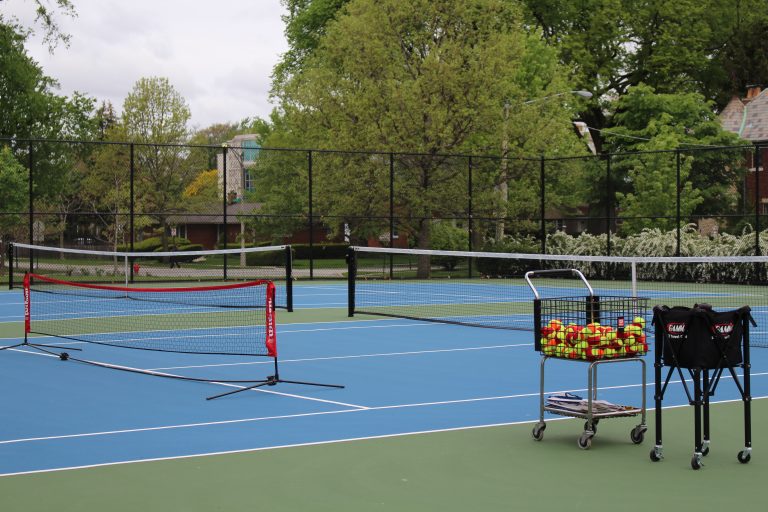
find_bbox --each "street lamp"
[496,90,592,239]
[522,90,593,105]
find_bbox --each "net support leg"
[693,368,703,460]
[0,331,82,355]
[206,358,344,401]
[702,370,711,454]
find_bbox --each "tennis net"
[23,273,277,357]
[347,247,768,347]
[8,242,293,311]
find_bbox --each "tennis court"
[1,275,767,511]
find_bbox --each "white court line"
[1,382,764,449]
[2,347,367,409]
[0,319,436,343]
[148,343,532,371]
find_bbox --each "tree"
[121,77,193,249]
[183,169,219,207]
[0,21,58,140]
[273,0,351,94]
[604,85,745,233]
[520,0,768,150]
[80,124,132,254]
[0,20,96,251]
[277,0,584,275]
[0,146,27,275]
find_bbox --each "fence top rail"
[3,136,762,163]
[11,242,288,259]
[351,246,768,264]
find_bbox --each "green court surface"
[1,398,764,512]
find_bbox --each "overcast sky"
[5,0,289,129]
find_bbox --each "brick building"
[719,86,768,213]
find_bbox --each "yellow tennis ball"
[633,316,646,328]
[549,319,563,331]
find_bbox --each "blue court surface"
[1,284,766,476]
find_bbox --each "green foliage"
[598,85,746,232]
[0,146,27,273]
[117,236,190,252]
[0,147,27,237]
[0,22,96,141]
[153,243,202,252]
[273,0,351,94]
[122,77,195,249]
[292,243,348,260]
[427,221,467,270]
[519,0,768,151]
[277,0,586,276]
[0,147,27,218]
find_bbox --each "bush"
[118,236,191,252]
[431,222,467,270]
[246,249,288,266]
[292,243,348,260]
[475,236,539,277]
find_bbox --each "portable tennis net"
[4,272,342,399]
[346,246,768,347]
[8,242,293,311]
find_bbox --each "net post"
[23,272,30,340]
[285,246,293,312]
[7,242,13,290]
[265,281,277,357]
[347,247,356,317]
[631,260,638,297]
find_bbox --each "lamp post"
[496,90,593,240]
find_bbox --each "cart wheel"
[650,446,663,462]
[630,425,646,444]
[691,454,703,470]
[532,422,546,441]
[701,442,710,457]
[583,421,597,434]
[737,450,751,464]
[577,433,592,450]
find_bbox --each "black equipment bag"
[655,304,748,369]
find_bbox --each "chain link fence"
[1,137,766,285]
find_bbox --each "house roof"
[719,88,768,142]
[168,201,262,225]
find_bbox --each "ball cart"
[526,269,649,449]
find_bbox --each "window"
[244,169,254,192]
[242,140,260,162]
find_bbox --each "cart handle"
[524,269,594,299]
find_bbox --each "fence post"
[756,145,762,256]
[540,155,546,254]
[222,144,228,280]
[468,156,473,278]
[389,152,394,279]
[308,150,314,280]
[129,143,135,283]
[7,242,13,290]
[605,154,612,256]
[676,149,681,257]
[27,141,33,274]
